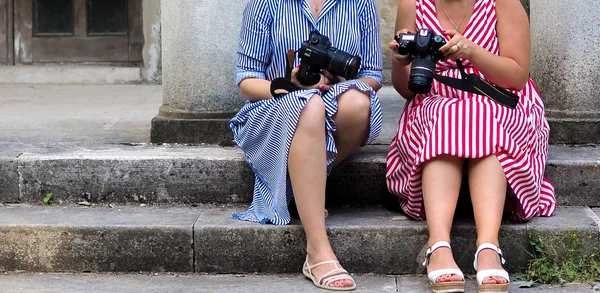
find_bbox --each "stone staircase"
[0,85,598,279]
[0,143,599,276]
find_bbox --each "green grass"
[526,230,600,285]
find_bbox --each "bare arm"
[239,78,273,102]
[358,77,381,92]
[355,0,384,92]
[390,0,417,99]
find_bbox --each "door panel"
[0,0,14,65]
[33,36,129,62]
[14,0,142,64]
[14,0,33,63]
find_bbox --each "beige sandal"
[302,255,356,291]
[474,243,510,293]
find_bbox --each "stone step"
[0,273,594,293]
[1,143,598,207]
[0,204,598,275]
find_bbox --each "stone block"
[150,115,234,145]
[0,155,19,203]
[526,207,600,264]
[195,207,530,274]
[530,0,600,144]
[546,145,600,206]
[161,0,246,114]
[195,207,428,274]
[0,205,196,272]
[17,146,254,205]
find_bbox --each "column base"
[549,119,600,144]
[150,115,234,145]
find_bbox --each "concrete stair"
[0,204,598,275]
[1,84,598,278]
[1,144,598,207]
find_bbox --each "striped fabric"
[231,0,383,225]
[386,0,556,221]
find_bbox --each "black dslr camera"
[395,29,447,93]
[296,31,361,86]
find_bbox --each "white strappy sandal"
[423,241,465,293]
[473,243,510,293]
[302,255,356,291]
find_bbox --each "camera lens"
[408,58,436,94]
[328,49,361,80]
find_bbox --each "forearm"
[239,78,273,102]
[357,77,382,92]
[468,46,529,90]
[391,60,415,100]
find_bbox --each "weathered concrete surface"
[195,206,591,275]
[0,205,196,272]
[0,66,141,84]
[545,146,600,206]
[0,273,592,293]
[0,205,595,275]
[0,151,19,203]
[530,0,600,144]
[160,0,245,114]
[0,84,161,144]
[1,84,598,206]
[142,0,162,83]
[16,146,253,204]
[5,144,598,207]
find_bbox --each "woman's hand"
[389,29,414,66]
[291,67,332,91]
[439,30,477,60]
[320,70,347,91]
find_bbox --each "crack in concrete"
[191,209,206,273]
[15,152,24,202]
[585,206,600,232]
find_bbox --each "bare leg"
[288,95,353,288]
[467,155,509,284]
[422,155,464,282]
[330,89,371,167]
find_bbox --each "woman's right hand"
[290,67,332,91]
[389,29,413,66]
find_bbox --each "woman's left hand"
[439,30,476,60]
[320,70,347,92]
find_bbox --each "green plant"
[43,192,54,204]
[526,230,600,285]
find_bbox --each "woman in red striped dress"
[386,0,556,292]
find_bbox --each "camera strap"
[270,50,300,98]
[433,60,519,109]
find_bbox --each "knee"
[297,95,325,132]
[337,89,371,121]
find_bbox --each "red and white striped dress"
[386,0,556,221]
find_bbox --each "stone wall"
[142,0,162,83]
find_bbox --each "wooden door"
[14,0,143,64]
[0,0,13,65]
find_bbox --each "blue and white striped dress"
[230,0,384,225]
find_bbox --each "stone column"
[151,0,246,144]
[530,0,600,144]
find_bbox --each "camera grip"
[296,62,322,86]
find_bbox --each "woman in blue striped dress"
[230,0,383,290]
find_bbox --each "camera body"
[296,31,361,86]
[395,29,447,93]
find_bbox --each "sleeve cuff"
[356,70,383,85]
[236,71,267,86]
